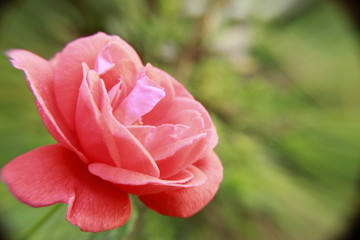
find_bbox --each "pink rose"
[1,32,223,232]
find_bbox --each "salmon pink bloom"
[1,32,223,232]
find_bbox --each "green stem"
[15,204,63,240]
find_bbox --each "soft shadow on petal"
[6,50,86,162]
[139,151,223,217]
[1,145,131,232]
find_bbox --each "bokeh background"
[0,0,359,239]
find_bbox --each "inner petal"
[101,60,139,92]
[108,80,123,110]
[128,124,191,160]
[94,42,116,75]
[94,40,143,75]
[113,74,165,126]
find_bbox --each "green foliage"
[1,0,359,239]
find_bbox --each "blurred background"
[0,0,359,239]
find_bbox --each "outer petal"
[89,163,207,195]
[1,145,131,232]
[6,50,85,162]
[139,151,223,217]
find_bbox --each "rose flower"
[1,32,223,232]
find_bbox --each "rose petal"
[166,110,205,134]
[142,64,176,125]
[161,97,219,152]
[6,49,86,162]
[101,60,139,93]
[54,32,142,130]
[113,74,165,125]
[163,97,214,130]
[1,145,131,232]
[170,78,194,99]
[156,130,215,178]
[53,32,115,130]
[90,163,193,185]
[142,64,197,126]
[95,40,142,75]
[139,151,223,217]
[102,104,160,177]
[108,80,123,109]
[89,163,207,195]
[77,65,160,176]
[95,44,115,74]
[127,124,191,159]
[67,182,131,232]
[76,65,117,165]
[156,132,207,160]
[147,64,194,99]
